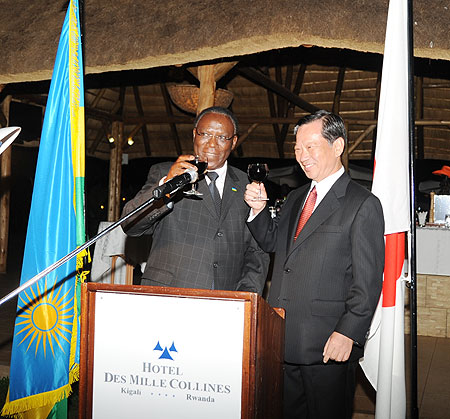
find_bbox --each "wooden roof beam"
[133,86,151,156]
[87,87,127,122]
[89,120,110,154]
[86,107,120,121]
[160,83,183,155]
[332,67,346,114]
[90,88,107,109]
[232,123,259,158]
[12,94,47,107]
[187,62,238,82]
[275,66,284,122]
[116,86,126,116]
[268,94,283,157]
[121,115,450,126]
[235,123,259,149]
[238,66,320,114]
[348,124,377,155]
[266,78,283,158]
[274,65,294,158]
[279,64,306,150]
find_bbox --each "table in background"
[417,225,450,276]
[90,221,151,285]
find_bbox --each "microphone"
[0,127,21,155]
[153,168,198,199]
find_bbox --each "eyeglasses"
[195,128,235,144]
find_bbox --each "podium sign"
[80,284,285,419]
[93,292,244,418]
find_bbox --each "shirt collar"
[310,166,345,207]
[211,161,227,179]
[206,161,227,197]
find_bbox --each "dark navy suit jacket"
[248,172,385,364]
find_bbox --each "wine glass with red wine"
[184,155,208,197]
[247,163,269,201]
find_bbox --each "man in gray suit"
[122,106,269,294]
[245,110,385,418]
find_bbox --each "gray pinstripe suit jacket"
[248,172,385,364]
[122,162,269,294]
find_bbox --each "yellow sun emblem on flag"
[15,278,74,358]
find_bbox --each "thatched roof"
[1,0,450,84]
[1,1,450,163]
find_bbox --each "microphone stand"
[0,193,173,307]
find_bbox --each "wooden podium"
[79,283,285,419]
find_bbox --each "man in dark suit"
[245,110,385,418]
[122,106,269,294]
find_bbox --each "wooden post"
[108,121,123,221]
[0,95,12,272]
[0,147,11,273]
[197,65,216,114]
[188,62,237,115]
[212,62,237,81]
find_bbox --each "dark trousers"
[283,361,357,419]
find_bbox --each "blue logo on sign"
[154,341,178,360]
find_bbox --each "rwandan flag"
[2,0,87,417]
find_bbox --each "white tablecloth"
[417,226,450,276]
[90,221,151,284]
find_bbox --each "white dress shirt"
[308,166,345,211]
[159,161,228,197]
[248,166,345,222]
[205,161,227,198]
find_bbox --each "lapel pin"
[231,187,237,192]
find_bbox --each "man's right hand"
[244,182,268,216]
[166,155,196,180]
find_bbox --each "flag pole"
[0,197,171,307]
[407,0,419,417]
[79,0,85,74]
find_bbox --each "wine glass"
[247,163,269,201]
[184,155,208,197]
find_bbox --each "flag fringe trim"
[2,270,82,418]
[1,366,79,417]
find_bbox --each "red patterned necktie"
[294,186,317,241]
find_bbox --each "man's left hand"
[322,331,353,363]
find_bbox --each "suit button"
[284,268,291,274]
[217,231,223,237]
[213,263,218,268]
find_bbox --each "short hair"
[294,110,347,145]
[194,106,239,136]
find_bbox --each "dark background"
[4,144,448,275]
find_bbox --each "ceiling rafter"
[332,67,346,114]
[276,64,308,153]
[265,67,283,159]
[160,83,183,155]
[132,85,151,156]
[238,67,320,114]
